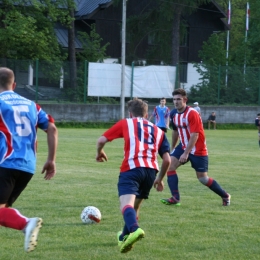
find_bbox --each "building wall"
[39,103,260,124]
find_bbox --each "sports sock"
[0,208,28,230]
[167,171,180,201]
[122,205,139,233]
[206,178,229,198]
[119,224,129,241]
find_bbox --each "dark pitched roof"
[74,0,113,19]
[54,0,113,49]
[54,24,83,49]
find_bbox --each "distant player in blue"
[255,113,260,148]
[0,67,58,252]
[149,97,170,132]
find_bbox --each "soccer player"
[255,113,260,148]
[96,98,171,253]
[160,88,230,207]
[149,97,170,132]
[0,67,58,252]
[193,102,201,116]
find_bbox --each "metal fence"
[1,58,260,105]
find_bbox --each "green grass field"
[1,129,260,260]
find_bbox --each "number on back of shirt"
[13,106,32,136]
[137,122,155,144]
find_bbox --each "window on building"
[179,62,188,83]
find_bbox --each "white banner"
[88,62,175,98]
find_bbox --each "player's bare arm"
[179,133,198,163]
[166,116,170,129]
[154,152,171,191]
[42,122,58,180]
[171,130,179,151]
[96,136,108,162]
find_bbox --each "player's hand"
[41,160,56,180]
[96,152,107,162]
[179,153,188,164]
[153,178,164,192]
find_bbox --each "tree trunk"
[171,2,183,89]
[68,6,77,100]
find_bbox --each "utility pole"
[120,0,126,119]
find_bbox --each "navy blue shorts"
[118,167,157,199]
[171,143,208,172]
[0,167,33,206]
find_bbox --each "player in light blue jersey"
[149,97,170,132]
[0,67,58,252]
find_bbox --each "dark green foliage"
[77,24,110,63]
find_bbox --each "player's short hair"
[172,88,187,97]
[128,98,148,117]
[160,97,166,101]
[0,67,15,89]
[257,113,260,116]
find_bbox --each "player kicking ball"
[96,98,171,253]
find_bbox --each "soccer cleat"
[222,194,231,206]
[117,231,129,247]
[120,228,145,253]
[160,197,181,206]
[24,217,43,252]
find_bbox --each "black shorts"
[0,167,33,206]
[158,127,167,133]
[118,167,157,199]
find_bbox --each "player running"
[149,97,170,132]
[0,67,58,252]
[96,98,171,253]
[160,88,231,207]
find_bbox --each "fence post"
[84,60,88,104]
[175,63,179,89]
[217,65,221,105]
[35,59,39,103]
[131,61,134,99]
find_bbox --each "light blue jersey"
[0,91,53,174]
[152,105,170,128]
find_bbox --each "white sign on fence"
[88,62,176,98]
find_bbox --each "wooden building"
[71,0,228,65]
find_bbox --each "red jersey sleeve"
[188,110,202,133]
[103,120,124,141]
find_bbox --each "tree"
[189,0,260,105]
[0,0,64,61]
[113,0,208,67]
[77,24,110,62]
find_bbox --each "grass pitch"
[1,129,260,260]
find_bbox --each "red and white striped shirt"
[171,106,208,156]
[103,117,169,172]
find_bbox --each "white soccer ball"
[80,206,101,224]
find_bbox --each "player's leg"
[213,121,216,130]
[134,198,143,220]
[117,169,145,253]
[258,131,260,148]
[161,144,183,205]
[0,169,30,230]
[208,120,210,129]
[0,168,43,252]
[196,172,231,206]
[118,168,155,253]
[190,155,231,206]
